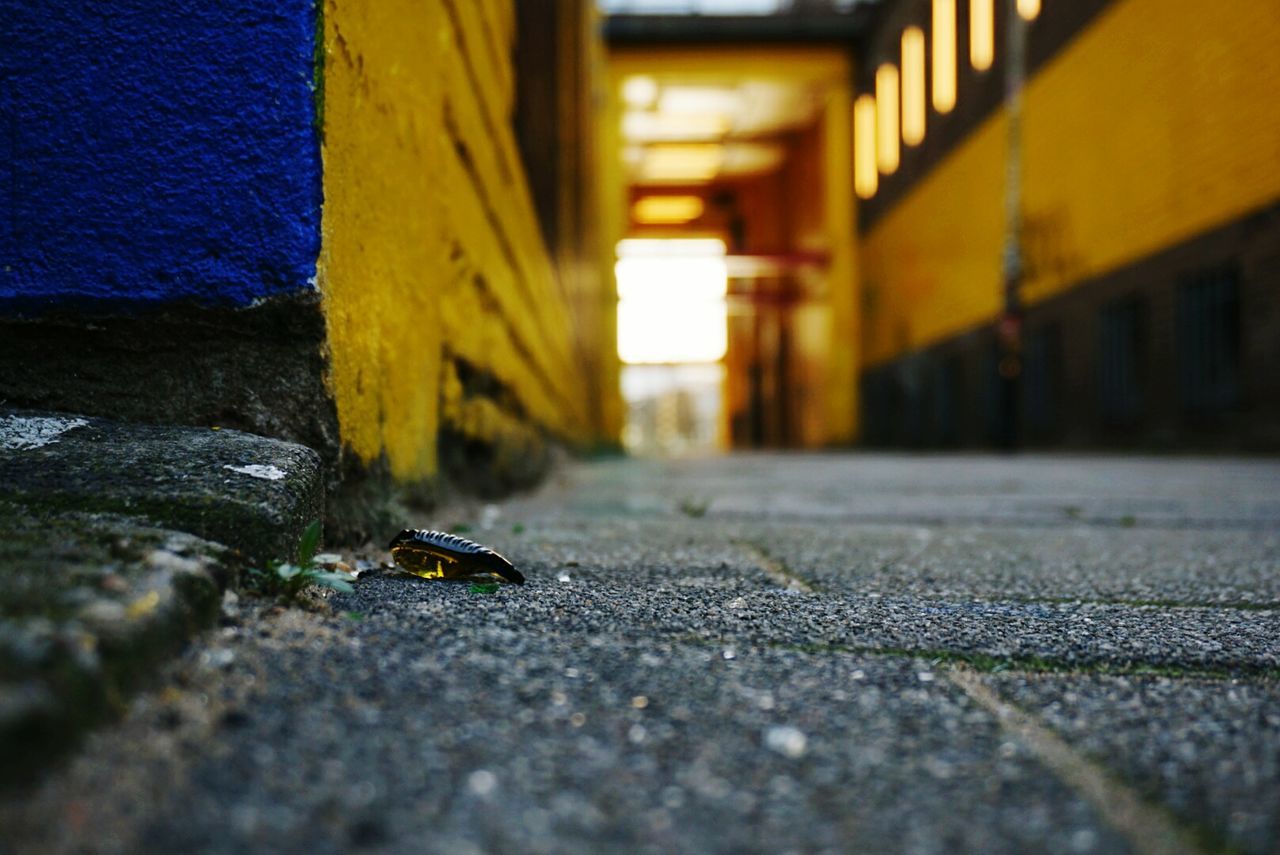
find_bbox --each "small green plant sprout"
[246,520,355,602]
[469,582,500,595]
[678,498,710,518]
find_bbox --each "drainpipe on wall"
[997,0,1028,450]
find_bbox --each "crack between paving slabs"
[979,595,1280,612]
[732,541,817,593]
[946,668,1209,855]
[732,536,1278,613]
[661,632,1234,849]
[672,636,1280,682]
[706,509,1277,532]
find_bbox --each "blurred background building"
[2,0,1278,517]
[605,0,1280,453]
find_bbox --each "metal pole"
[997,0,1027,450]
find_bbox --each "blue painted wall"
[1,1,321,310]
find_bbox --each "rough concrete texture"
[2,454,1278,852]
[986,672,1280,852]
[550,455,1280,529]
[0,296,339,470]
[0,408,324,562]
[1,0,320,309]
[0,502,234,789]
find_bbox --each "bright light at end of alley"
[616,239,728,364]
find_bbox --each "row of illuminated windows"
[854,0,1042,199]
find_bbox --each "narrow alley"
[3,0,1280,851]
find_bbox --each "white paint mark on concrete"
[223,464,287,481]
[467,769,497,798]
[0,415,89,450]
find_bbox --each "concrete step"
[0,408,327,787]
[0,503,235,788]
[0,408,324,563]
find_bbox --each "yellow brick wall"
[318,0,597,482]
[861,0,1280,367]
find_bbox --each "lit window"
[854,95,878,199]
[932,0,956,113]
[970,0,994,71]
[875,64,900,174]
[632,195,705,225]
[1017,0,1040,21]
[901,27,926,146]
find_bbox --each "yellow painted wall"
[319,0,597,481]
[861,0,1280,367]
[819,84,858,443]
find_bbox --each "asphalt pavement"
[3,453,1278,854]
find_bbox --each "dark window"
[1024,324,1061,438]
[862,368,895,446]
[982,341,1003,444]
[933,355,963,446]
[1098,297,1145,426]
[1177,266,1240,413]
[898,358,926,447]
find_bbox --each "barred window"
[862,368,896,446]
[983,341,1003,443]
[1177,266,1240,413]
[1098,298,1145,426]
[1024,324,1061,437]
[933,354,963,446]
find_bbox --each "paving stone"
[0,619,1126,854]
[985,671,1280,853]
[395,521,1280,674]
[726,521,1280,606]
[473,514,1280,607]
[345,575,1275,673]
[553,455,1280,529]
[0,408,324,562]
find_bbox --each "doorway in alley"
[604,47,858,452]
[617,238,729,454]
